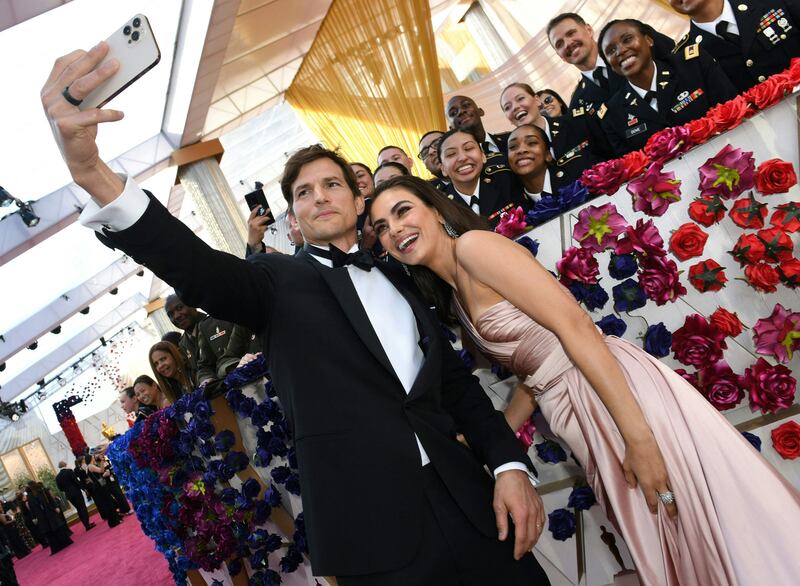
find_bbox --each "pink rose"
[494,206,528,239]
[638,255,686,305]
[745,358,797,414]
[671,314,727,368]
[644,125,691,163]
[697,360,745,411]
[557,247,600,285]
[580,159,627,195]
[615,218,666,257]
[627,163,682,217]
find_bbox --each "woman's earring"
[443,221,459,238]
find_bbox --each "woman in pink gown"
[369,174,800,586]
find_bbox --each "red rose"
[684,116,717,146]
[688,196,726,227]
[620,150,649,181]
[674,368,699,389]
[757,227,794,262]
[706,96,753,133]
[729,233,765,265]
[669,222,709,261]
[743,76,786,110]
[671,314,727,368]
[639,256,686,305]
[770,202,800,232]
[697,361,745,411]
[755,159,797,195]
[709,307,743,337]
[557,247,600,285]
[778,258,800,288]
[771,420,800,460]
[745,358,796,414]
[728,195,767,229]
[744,263,780,292]
[688,259,728,292]
[788,57,800,85]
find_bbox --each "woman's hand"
[237,352,261,368]
[622,431,677,519]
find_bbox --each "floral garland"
[108,357,304,584]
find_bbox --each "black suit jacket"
[599,52,738,155]
[682,0,800,93]
[96,194,533,576]
[547,114,614,178]
[55,468,83,499]
[486,131,510,155]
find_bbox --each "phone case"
[79,14,161,110]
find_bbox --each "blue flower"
[264,532,283,553]
[526,195,561,225]
[264,486,283,507]
[285,473,301,495]
[517,236,540,257]
[458,349,475,371]
[535,439,567,464]
[568,282,589,303]
[612,279,647,312]
[214,430,235,452]
[225,451,250,472]
[253,500,272,525]
[643,323,672,358]
[583,283,609,312]
[595,315,627,337]
[242,478,261,500]
[548,508,577,541]
[558,180,588,211]
[271,465,291,484]
[742,431,762,452]
[567,485,597,511]
[608,253,638,280]
[227,559,242,577]
[280,544,304,572]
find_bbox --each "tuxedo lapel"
[301,252,400,387]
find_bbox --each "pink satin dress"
[456,299,800,586]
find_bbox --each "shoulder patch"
[572,107,585,117]
[672,32,689,54]
[684,43,700,60]
[597,103,608,120]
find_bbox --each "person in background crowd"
[94,453,131,517]
[118,385,138,416]
[55,460,95,532]
[373,161,410,188]
[535,89,568,118]
[669,0,800,93]
[133,374,169,411]
[71,460,92,516]
[0,526,19,586]
[446,95,510,155]
[84,455,121,528]
[8,501,34,552]
[0,502,29,559]
[122,384,156,421]
[148,341,194,402]
[597,18,737,155]
[350,162,374,199]
[376,145,414,172]
[161,330,182,346]
[547,12,675,116]
[438,129,526,228]
[500,82,613,180]
[25,482,72,554]
[418,130,449,191]
[507,124,577,211]
[15,491,44,548]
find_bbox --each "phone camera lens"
[123,26,131,36]
[131,31,140,41]
[132,17,141,28]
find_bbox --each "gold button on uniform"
[746,59,754,67]
[781,34,787,40]
[758,75,766,82]
[738,3,748,11]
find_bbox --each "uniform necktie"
[480,141,492,155]
[715,21,740,44]
[644,90,658,110]
[469,195,480,212]
[592,67,609,90]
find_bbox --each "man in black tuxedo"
[42,44,550,585]
[669,0,800,92]
[446,95,511,155]
[55,461,94,531]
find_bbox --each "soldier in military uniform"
[547,13,676,116]
[445,95,510,155]
[417,130,450,192]
[597,19,738,156]
[164,294,256,385]
[437,129,527,227]
[500,82,614,179]
[669,0,800,93]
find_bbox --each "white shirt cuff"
[493,462,538,485]
[78,174,150,232]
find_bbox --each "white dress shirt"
[693,0,741,37]
[79,176,528,478]
[523,170,553,203]
[482,133,501,154]
[583,54,609,85]
[454,181,481,214]
[629,63,659,112]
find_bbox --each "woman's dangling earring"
[443,221,459,238]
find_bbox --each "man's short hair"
[546,12,587,37]
[161,331,182,346]
[377,145,408,159]
[280,144,360,209]
[418,130,444,145]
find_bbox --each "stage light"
[80,307,90,315]
[27,341,38,350]
[109,287,119,295]
[0,186,13,207]
[136,269,145,277]
[10,413,19,422]
[51,325,62,335]
[16,201,40,227]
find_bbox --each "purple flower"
[627,163,682,217]
[558,180,589,210]
[535,439,567,464]
[698,144,756,199]
[567,485,597,511]
[612,279,647,313]
[595,315,627,337]
[517,235,540,257]
[573,203,629,252]
[608,253,638,280]
[742,431,762,452]
[568,282,589,303]
[548,508,577,541]
[583,283,609,312]
[242,478,261,500]
[526,194,561,225]
[643,323,672,357]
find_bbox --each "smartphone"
[79,14,161,110]
[244,187,275,226]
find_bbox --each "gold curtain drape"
[285,0,446,177]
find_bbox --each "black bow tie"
[305,243,375,271]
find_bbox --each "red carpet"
[13,513,174,586]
